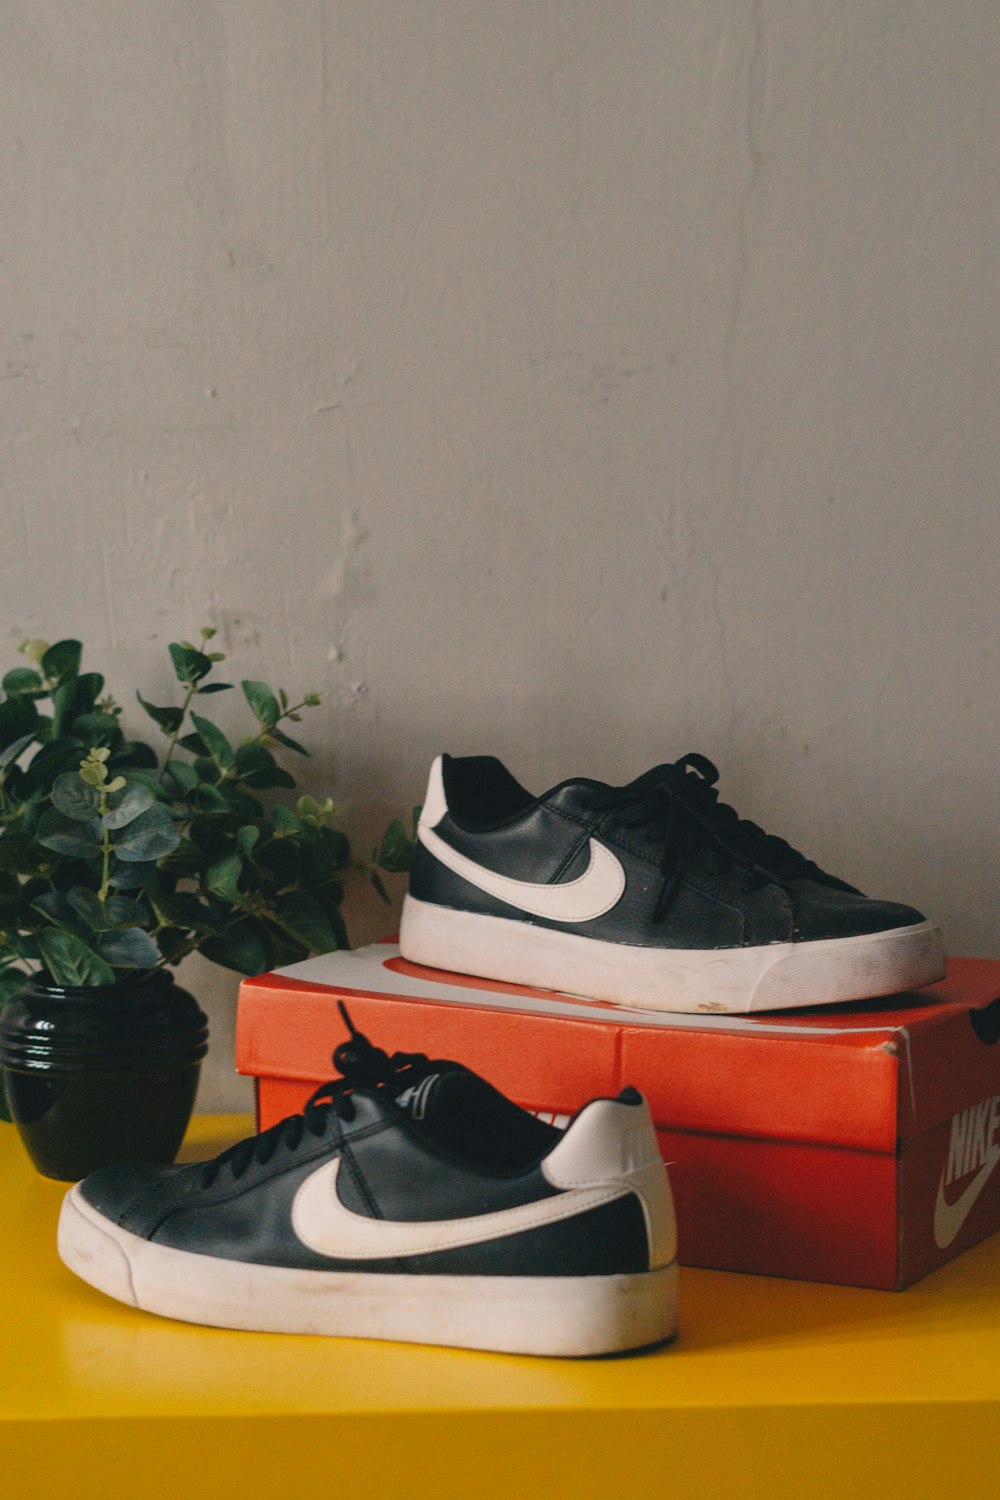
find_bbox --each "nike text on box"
[237,945,1000,1290]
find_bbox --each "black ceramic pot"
[0,971,209,1181]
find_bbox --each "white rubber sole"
[399,895,946,1014]
[57,1187,678,1357]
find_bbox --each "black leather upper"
[409,754,927,949]
[79,1084,650,1278]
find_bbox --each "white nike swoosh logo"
[933,1147,1000,1249]
[292,1158,627,1260]
[417,822,626,923]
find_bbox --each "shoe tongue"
[542,778,609,819]
[393,1062,469,1123]
[393,1066,562,1170]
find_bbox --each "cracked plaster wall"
[1,2,997,1110]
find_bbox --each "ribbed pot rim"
[2,1031,209,1062]
[0,970,209,1074]
[19,969,182,1002]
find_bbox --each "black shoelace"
[595,753,824,923]
[201,1004,432,1187]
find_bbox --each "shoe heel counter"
[542,1096,677,1270]
[406,757,451,906]
[418,755,448,831]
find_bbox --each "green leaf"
[236,825,260,860]
[102,780,156,830]
[136,692,184,736]
[157,838,204,876]
[199,919,269,976]
[192,782,233,814]
[196,682,233,695]
[2,668,44,697]
[67,887,147,932]
[233,743,271,775]
[108,766,161,796]
[95,927,160,969]
[2,934,40,964]
[233,742,294,790]
[51,772,100,822]
[158,897,226,937]
[108,860,159,890]
[330,906,349,951]
[192,900,230,936]
[0,732,37,770]
[311,878,347,916]
[271,805,303,837]
[371,869,390,904]
[38,928,115,986]
[154,928,190,964]
[162,760,198,795]
[376,818,416,873]
[0,966,29,1006]
[14,737,85,800]
[19,638,49,667]
[169,643,212,684]
[190,713,234,770]
[206,851,243,905]
[0,695,39,752]
[36,808,103,858]
[226,788,265,822]
[51,673,104,735]
[41,640,82,683]
[31,890,89,938]
[271,892,342,954]
[241,680,280,729]
[298,826,350,886]
[192,756,218,784]
[0,825,40,875]
[107,740,159,771]
[256,837,300,888]
[303,883,349,947]
[177,731,207,756]
[257,924,310,969]
[68,712,122,749]
[113,805,181,862]
[267,726,309,756]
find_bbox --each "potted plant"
[0,630,414,1179]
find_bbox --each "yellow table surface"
[4,1115,1000,1500]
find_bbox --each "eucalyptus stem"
[97,784,113,905]
[162,678,198,768]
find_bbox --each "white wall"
[2,2,997,1111]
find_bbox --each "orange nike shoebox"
[235,945,1000,1289]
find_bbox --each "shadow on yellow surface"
[6,1112,1000,1426]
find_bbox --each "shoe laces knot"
[597,753,820,922]
[201,1003,431,1187]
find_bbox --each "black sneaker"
[58,1008,677,1357]
[399,753,945,1014]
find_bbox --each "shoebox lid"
[236,945,1000,1153]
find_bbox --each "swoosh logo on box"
[933,1147,1000,1250]
[292,1158,626,1260]
[417,823,626,923]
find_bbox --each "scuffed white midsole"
[57,1187,678,1357]
[399,896,945,1014]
